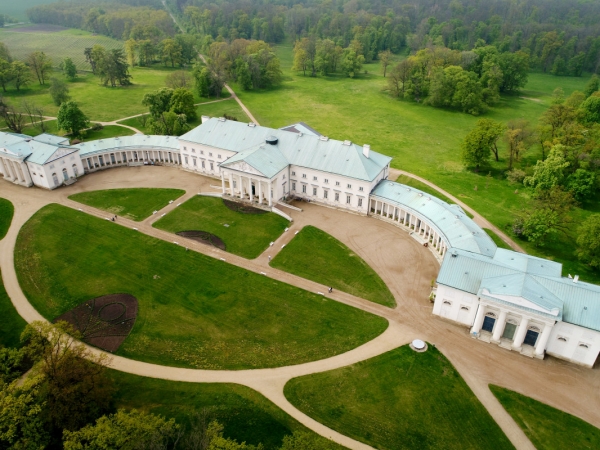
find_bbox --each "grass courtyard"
[154,196,288,259]
[490,385,600,450]
[111,371,343,449]
[0,269,28,349]
[15,204,388,369]
[270,226,395,307]
[284,345,514,450]
[69,188,186,221]
[0,198,14,240]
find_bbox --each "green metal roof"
[0,131,78,164]
[220,143,289,178]
[180,118,391,181]
[371,181,497,257]
[75,135,179,156]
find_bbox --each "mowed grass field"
[0,269,28,349]
[0,198,14,240]
[235,45,599,283]
[271,226,395,307]
[15,204,388,369]
[111,371,344,450]
[154,196,288,259]
[0,25,124,70]
[69,188,186,221]
[490,385,600,450]
[285,345,514,450]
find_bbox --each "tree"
[193,65,213,98]
[388,59,413,98]
[63,409,179,450]
[57,101,90,136]
[566,169,596,201]
[170,88,196,120]
[124,38,138,67]
[149,111,190,136]
[11,61,33,91]
[62,57,77,80]
[576,214,600,269]
[21,321,113,436]
[27,51,53,85]
[0,42,12,62]
[236,60,252,90]
[505,119,533,169]
[97,49,131,87]
[0,58,13,92]
[379,50,392,77]
[340,48,364,78]
[461,119,504,170]
[579,92,600,124]
[524,145,570,192]
[161,38,183,68]
[142,87,174,118]
[49,77,70,106]
[0,375,49,449]
[280,431,339,450]
[291,47,308,76]
[0,97,26,133]
[584,74,599,98]
[165,70,191,89]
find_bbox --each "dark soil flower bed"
[54,294,138,352]
[176,230,226,250]
[222,199,268,214]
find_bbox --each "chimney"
[201,115,210,124]
[363,144,370,158]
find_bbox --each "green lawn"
[15,205,388,369]
[483,228,512,250]
[0,198,14,240]
[69,188,186,221]
[270,226,395,307]
[118,98,250,136]
[0,269,28,348]
[19,122,136,141]
[284,345,514,450]
[111,370,344,450]
[154,196,288,259]
[236,44,599,284]
[490,385,600,450]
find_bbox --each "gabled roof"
[34,133,69,146]
[371,181,497,257]
[0,131,78,164]
[180,118,391,182]
[220,143,289,178]
[279,122,322,137]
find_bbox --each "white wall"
[432,285,478,326]
[180,140,235,177]
[34,151,85,190]
[547,322,600,368]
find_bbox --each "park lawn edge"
[0,198,14,240]
[270,225,396,307]
[489,384,600,450]
[0,269,28,348]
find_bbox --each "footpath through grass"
[0,198,14,240]
[0,269,28,348]
[285,345,514,450]
[270,226,395,307]
[490,385,600,450]
[111,371,344,450]
[69,188,186,221]
[15,205,387,369]
[154,196,288,259]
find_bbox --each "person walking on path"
[328,287,333,293]
[268,255,271,262]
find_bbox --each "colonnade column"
[0,158,7,178]
[535,322,555,356]
[471,304,487,334]
[258,180,263,204]
[512,317,530,348]
[229,172,234,196]
[220,172,226,194]
[492,310,508,342]
[268,181,273,207]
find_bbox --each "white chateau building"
[1,117,599,368]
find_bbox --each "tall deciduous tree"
[11,61,33,91]
[57,101,89,136]
[161,38,183,68]
[379,50,392,77]
[27,51,53,85]
[461,119,504,170]
[49,77,70,106]
[97,49,131,87]
[170,88,196,120]
[576,214,600,269]
[62,57,77,80]
[0,58,13,92]
[505,119,533,169]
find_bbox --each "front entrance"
[62,168,68,181]
[524,329,539,347]
[482,316,496,332]
[502,322,517,340]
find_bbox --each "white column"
[221,171,226,194]
[471,304,487,334]
[229,172,234,196]
[249,177,254,202]
[268,181,273,207]
[512,317,530,348]
[535,322,555,356]
[0,157,6,177]
[492,310,507,342]
[258,180,263,203]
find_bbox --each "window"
[202,161,205,168]
[209,152,213,157]
[324,190,328,199]
[324,179,329,184]
[313,176,317,181]
[192,148,195,153]
[292,171,296,176]
[579,342,590,349]
[218,154,221,159]
[200,150,204,155]
[302,174,306,178]
[183,146,187,150]
[283,174,286,179]
[347,184,352,189]
[313,187,317,195]
[335,192,339,202]
[335,181,340,186]
[210,163,214,170]
[184,156,189,165]
[302,184,306,193]
[359,186,364,192]
[346,195,351,204]
[557,336,568,342]
[292,182,296,191]
[193,158,197,166]
[358,198,363,207]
